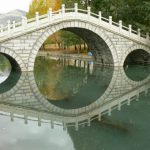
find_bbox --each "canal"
[0,53,149,150]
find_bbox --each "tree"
[26,0,62,18]
[91,0,150,32]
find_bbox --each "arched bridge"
[0,3,149,71]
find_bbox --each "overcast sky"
[0,0,32,13]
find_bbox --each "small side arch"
[121,45,150,66]
[0,46,26,99]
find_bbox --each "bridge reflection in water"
[0,56,149,132]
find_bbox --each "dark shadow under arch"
[124,49,150,81]
[63,27,114,66]
[0,53,21,93]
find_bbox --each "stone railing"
[0,3,149,46]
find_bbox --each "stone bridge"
[0,63,149,130]
[0,3,149,71]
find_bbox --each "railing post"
[7,20,11,34]
[63,123,67,131]
[75,121,79,131]
[35,12,39,27]
[24,17,27,28]
[87,6,91,18]
[146,32,149,40]
[98,11,102,22]
[12,21,16,31]
[51,120,54,129]
[48,8,52,22]
[127,98,131,106]
[137,28,141,39]
[38,117,41,126]
[61,4,65,18]
[119,20,122,32]
[108,107,111,116]
[128,24,132,35]
[88,118,91,127]
[118,102,121,111]
[0,25,3,33]
[98,113,101,121]
[22,16,27,31]
[109,16,112,26]
[24,115,28,124]
[59,9,61,15]
[10,112,14,122]
[74,3,78,17]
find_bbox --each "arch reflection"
[34,57,113,109]
[0,62,149,129]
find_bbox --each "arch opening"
[34,28,114,109]
[0,53,21,93]
[124,49,150,81]
[63,28,114,66]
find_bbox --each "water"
[0,55,149,150]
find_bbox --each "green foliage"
[62,0,85,8]
[0,54,11,71]
[26,0,61,18]
[91,0,150,32]
[60,30,84,47]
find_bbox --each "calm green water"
[0,55,150,150]
[34,57,113,109]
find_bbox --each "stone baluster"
[137,28,141,38]
[74,3,78,17]
[38,117,41,126]
[48,8,52,22]
[59,9,61,15]
[13,21,16,31]
[88,118,91,127]
[0,25,3,33]
[35,12,39,27]
[22,16,27,31]
[128,24,132,35]
[24,116,28,124]
[10,112,14,122]
[61,4,65,18]
[63,123,67,130]
[75,120,79,131]
[109,16,112,26]
[127,98,131,106]
[146,32,149,40]
[118,101,121,111]
[119,20,122,32]
[7,20,11,34]
[24,17,27,28]
[98,11,102,22]
[136,94,139,101]
[51,120,54,129]
[108,107,111,116]
[98,113,101,121]
[87,6,91,18]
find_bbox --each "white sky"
[0,0,32,13]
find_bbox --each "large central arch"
[27,20,118,71]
